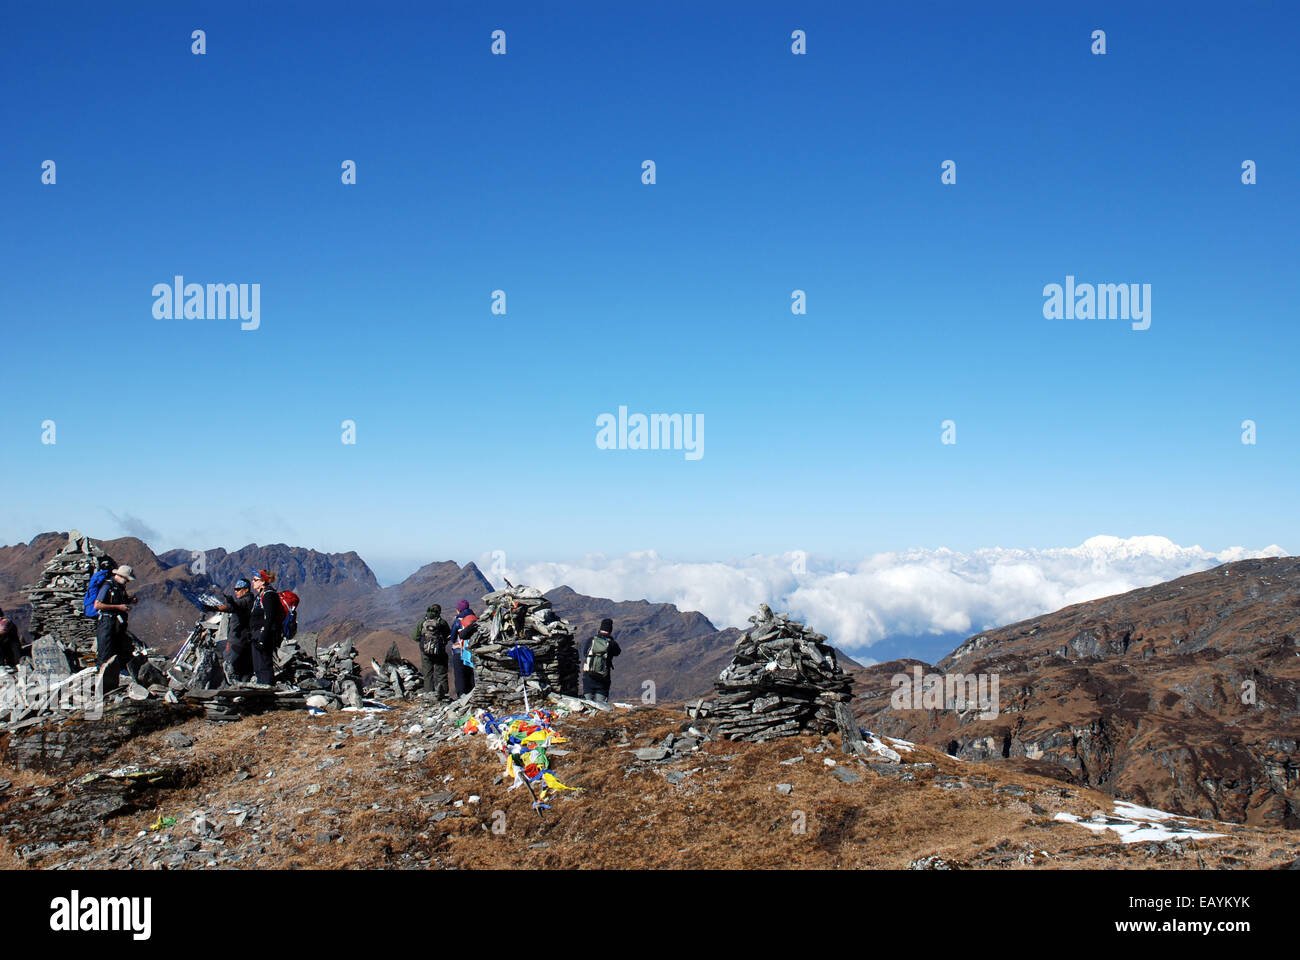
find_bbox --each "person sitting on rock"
[0,607,24,668]
[412,603,451,701]
[93,565,139,693]
[580,618,621,704]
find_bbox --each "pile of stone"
[0,658,99,728]
[273,633,362,703]
[180,632,369,712]
[465,585,580,709]
[167,610,231,690]
[23,530,116,658]
[367,643,424,700]
[687,604,856,742]
[0,630,172,731]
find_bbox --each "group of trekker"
[202,570,290,686]
[412,604,623,704]
[91,564,290,690]
[8,562,626,702]
[411,600,482,700]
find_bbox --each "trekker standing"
[248,569,284,685]
[449,600,478,697]
[580,618,621,704]
[93,565,139,692]
[207,578,255,681]
[413,603,451,701]
[0,608,24,668]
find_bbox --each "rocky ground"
[1,700,1296,871]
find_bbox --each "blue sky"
[3,1,1296,585]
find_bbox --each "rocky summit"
[1,529,1298,870]
[1,699,1295,871]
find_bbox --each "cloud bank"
[481,536,1287,655]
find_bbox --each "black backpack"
[420,617,448,655]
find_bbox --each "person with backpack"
[248,569,284,685]
[93,565,139,693]
[0,608,24,668]
[412,603,451,701]
[580,618,621,703]
[449,600,478,696]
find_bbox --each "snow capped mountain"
[487,536,1289,654]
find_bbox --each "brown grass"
[1,702,1296,870]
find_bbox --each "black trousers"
[96,617,131,693]
[226,634,254,682]
[250,641,276,685]
[582,672,611,703]
[451,656,475,697]
[421,650,449,699]
[0,632,23,668]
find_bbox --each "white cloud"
[479,536,1287,655]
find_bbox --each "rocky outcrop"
[1,700,202,774]
[853,557,1300,827]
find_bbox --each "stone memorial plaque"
[30,636,72,681]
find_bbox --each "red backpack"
[278,591,300,639]
[458,612,479,639]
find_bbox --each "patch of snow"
[1053,807,1227,844]
[865,736,902,762]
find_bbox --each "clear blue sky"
[3,1,1296,581]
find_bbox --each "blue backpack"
[83,570,110,617]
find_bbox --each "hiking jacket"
[0,618,22,667]
[413,615,451,656]
[250,588,283,648]
[222,592,254,641]
[579,633,621,677]
[450,609,477,650]
[95,580,130,626]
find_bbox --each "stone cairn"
[367,642,424,700]
[465,585,580,710]
[24,530,116,657]
[688,605,855,742]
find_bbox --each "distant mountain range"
[0,532,841,701]
[6,531,1297,828]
